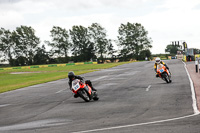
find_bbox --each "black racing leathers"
[68,75,83,90]
[68,76,96,91]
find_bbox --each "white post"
[199,57,200,73]
[195,57,198,73]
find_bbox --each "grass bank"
[0,62,130,93]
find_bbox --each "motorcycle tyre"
[78,88,90,102]
[163,73,170,83]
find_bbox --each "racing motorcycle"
[71,79,99,102]
[156,64,172,83]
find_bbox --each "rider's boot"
[156,74,159,78]
[91,87,97,91]
[91,87,98,97]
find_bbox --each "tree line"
[0,22,152,66]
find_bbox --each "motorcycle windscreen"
[157,64,165,73]
[72,79,80,91]
[157,64,164,70]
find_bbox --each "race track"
[0,60,200,133]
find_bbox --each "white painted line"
[56,89,66,94]
[92,76,108,81]
[183,61,200,114]
[146,85,151,91]
[0,104,11,108]
[72,114,198,133]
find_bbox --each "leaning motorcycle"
[71,79,99,102]
[156,64,172,83]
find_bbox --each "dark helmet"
[68,71,75,80]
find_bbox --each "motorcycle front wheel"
[163,73,171,83]
[78,88,90,102]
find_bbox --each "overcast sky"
[1,0,200,54]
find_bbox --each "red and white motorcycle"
[71,79,99,102]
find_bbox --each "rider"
[68,71,97,98]
[154,57,169,77]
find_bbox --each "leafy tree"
[138,49,151,60]
[0,28,15,65]
[117,22,152,60]
[165,44,181,55]
[70,25,95,62]
[14,25,40,65]
[46,26,71,63]
[118,49,129,61]
[33,45,50,65]
[88,23,112,62]
[106,39,116,61]
[14,56,27,66]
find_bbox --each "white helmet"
[155,57,161,64]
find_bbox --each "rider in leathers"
[154,57,169,77]
[68,71,97,98]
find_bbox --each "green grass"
[0,62,130,93]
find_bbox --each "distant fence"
[0,62,98,70]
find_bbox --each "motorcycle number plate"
[73,84,80,91]
[160,69,164,73]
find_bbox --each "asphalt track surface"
[0,60,200,133]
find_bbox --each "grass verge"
[0,62,131,93]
